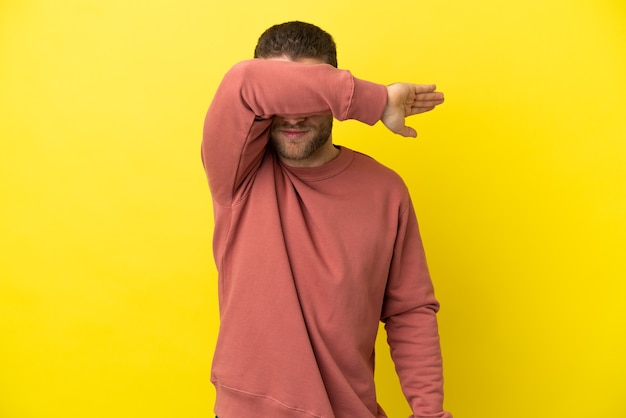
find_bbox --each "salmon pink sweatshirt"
[202,59,451,418]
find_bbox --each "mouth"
[280,129,308,140]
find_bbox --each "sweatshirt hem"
[214,380,326,418]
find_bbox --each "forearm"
[222,59,385,122]
[385,307,452,418]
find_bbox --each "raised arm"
[201,59,387,206]
[202,60,444,205]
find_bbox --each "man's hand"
[381,83,444,138]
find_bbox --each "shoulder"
[344,148,412,207]
[350,149,407,188]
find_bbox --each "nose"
[278,115,306,125]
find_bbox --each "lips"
[280,129,308,140]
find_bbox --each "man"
[202,21,450,418]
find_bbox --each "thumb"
[399,125,417,138]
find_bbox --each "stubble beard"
[270,118,333,162]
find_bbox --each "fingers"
[412,83,437,93]
[415,91,444,101]
[409,90,444,115]
[413,92,445,106]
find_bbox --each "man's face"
[270,113,333,163]
[267,56,335,166]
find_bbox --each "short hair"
[254,21,338,68]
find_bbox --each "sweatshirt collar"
[277,145,353,182]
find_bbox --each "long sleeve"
[201,59,387,206]
[381,198,453,418]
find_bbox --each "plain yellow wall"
[1,1,625,417]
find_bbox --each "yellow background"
[1,0,625,417]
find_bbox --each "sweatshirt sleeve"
[201,59,388,206]
[381,197,453,418]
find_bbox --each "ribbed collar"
[278,146,354,182]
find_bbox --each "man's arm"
[201,59,387,206]
[381,198,452,418]
[201,59,444,205]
